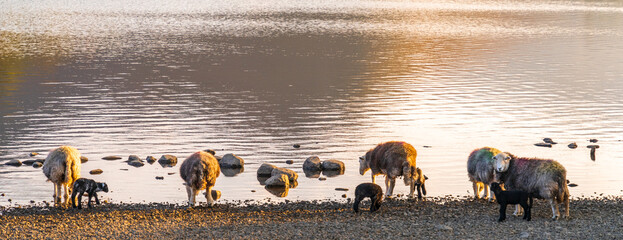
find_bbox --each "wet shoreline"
[2,196,622,239]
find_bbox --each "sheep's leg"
[409,181,416,198]
[76,193,83,209]
[386,178,396,197]
[87,194,93,208]
[94,192,100,205]
[70,189,78,208]
[185,185,194,206]
[498,204,507,222]
[485,184,493,202]
[371,174,376,184]
[513,204,523,216]
[54,183,61,205]
[384,177,390,197]
[206,186,215,206]
[472,182,480,199]
[549,199,560,220]
[564,195,570,219]
[62,184,70,207]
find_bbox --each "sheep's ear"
[505,156,511,161]
[359,156,364,161]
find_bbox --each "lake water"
[1,0,623,206]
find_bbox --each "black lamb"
[353,183,383,213]
[71,178,109,209]
[491,182,532,222]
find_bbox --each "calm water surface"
[1,0,623,206]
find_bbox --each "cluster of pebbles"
[1,196,623,239]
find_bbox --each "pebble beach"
[2,196,622,239]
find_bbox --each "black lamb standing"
[491,182,532,222]
[71,178,109,209]
[353,183,383,213]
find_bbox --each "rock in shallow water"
[568,142,578,149]
[220,153,244,168]
[90,169,103,175]
[146,156,157,164]
[4,160,22,166]
[128,155,141,161]
[128,160,144,167]
[102,156,122,160]
[80,156,88,163]
[158,155,177,166]
[321,159,345,172]
[272,167,298,182]
[265,174,290,187]
[257,163,278,176]
[534,143,552,148]
[303,156,322,172]
[32,162,43,168]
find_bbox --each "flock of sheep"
[40,142,570,221]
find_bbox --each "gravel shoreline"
[2,196,622,239]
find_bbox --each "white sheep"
[42,146,81,207]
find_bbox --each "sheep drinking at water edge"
[42,146,82,207]
[467,147,501,201]
[494,152,570,220]
[353,183,383,213]
[180,151,221,206]
[359,141,417,198]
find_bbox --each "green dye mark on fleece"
[478,147,501,163]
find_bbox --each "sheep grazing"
[179,151,221,206]
[42,146,82,207]
[467,147,501,201]
[494,152,570,220]
[353,183,383,213]
[359,141,417,198]
[491,182,532,222]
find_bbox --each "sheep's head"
[359,155,370,175]
[493,152,512,172]
[415,168,425,185]
[490,182,503,194]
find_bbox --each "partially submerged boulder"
[303,156,322,172]
[265,174,290,187]
[80,156,88,163]
[220,153,244,168]
[221,166,244,177]
[128,160,145,167]
[257,163,278,176]
[321,159,345,171]
[265,185,289,197]
[89,169,103,175]
[146,156,157,164]
[272,167,298,182]
[128,155,141,161]
[158,154,177,166]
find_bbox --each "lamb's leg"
[76,192,83,209]
[353,196,362,213]
[384,177,390,197]
[94,192,100,205]
[371,175,376,184]
[87,194,93,208]
[370,196,378,212]
[549,199,560,220]
[206,186,215,206]
[416,184,423,200]
[498,204,507,222]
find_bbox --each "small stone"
[89,169,103,175]
[251,190,256,192]
[128,155,141,161]
[4,160,22,166]
[335,188,348,191]
[32,162,43,168]
[120,169,129,171]
[568,142,578,149]
[102,156,122,160]
[146,156,157,164]
[587,145,600,149]
[543,138,557,144]
[22,160,38,165]
[285,160,294,164]
[319,177,327,181]
[155,176,164,180]
[80,156,88,163]
[534,143,552,148]
[167,172,175,175]
[568,183,578,187]
[293,144,301,149]
[29,152,39,157]
[342,194,347,198]
[589,139,598,143]
[423,146,432,148]
[435,224,453,231]
[30,200,35,204]
[519,232,530,238]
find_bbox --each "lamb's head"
[359,155,371,175]
[493,152,512,172]
[97,182,109,193]
[490,182,503,195]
